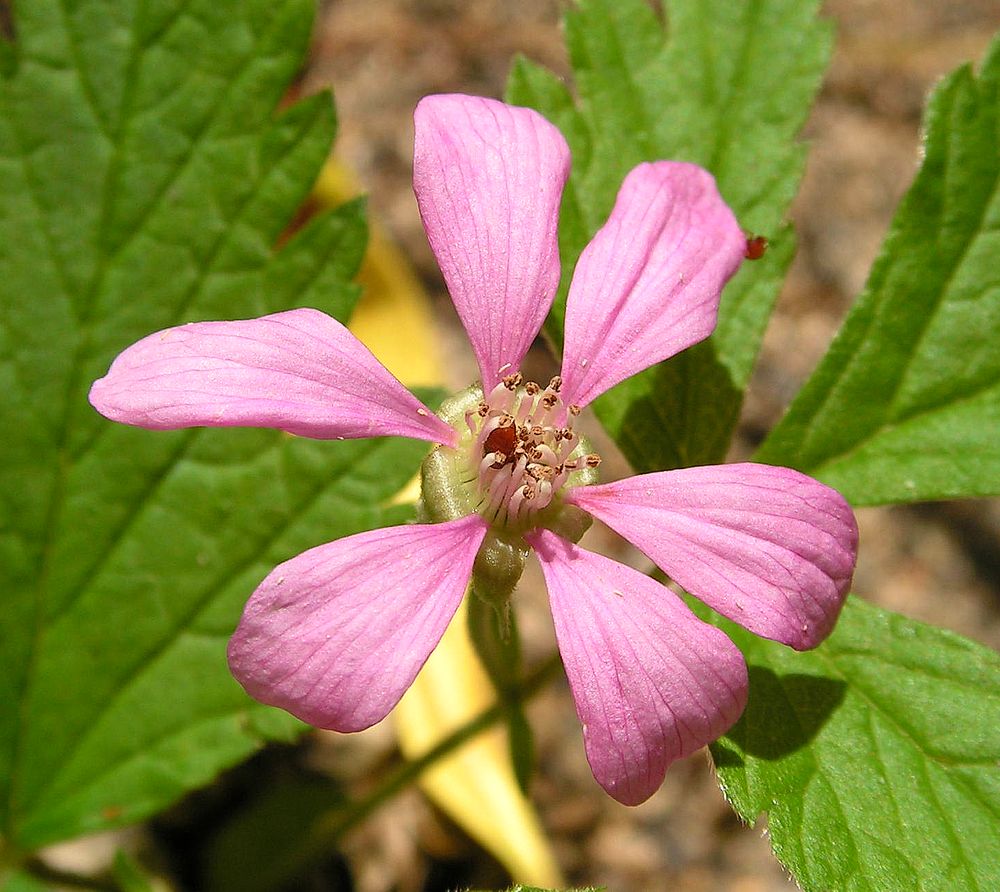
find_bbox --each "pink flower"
[89,94,857,806]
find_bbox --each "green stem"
[284,652,563,879]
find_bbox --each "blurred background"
[33,1,1000,889]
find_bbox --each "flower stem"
[287,651,563,878]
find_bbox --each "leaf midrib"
[23,440,386,821]
[766,72,1000,482]
[5,0,305,834]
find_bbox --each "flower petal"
[413,94,570,391]
[527,530,748,806]
[89,308,457,446]
[566,463,858,650]
[228,515,488,731]
[559,162,745,408]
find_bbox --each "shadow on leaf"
[713,666,846,766]
[594,339,741,474]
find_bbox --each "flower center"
[419,375,601,611]
[464,373,600,528]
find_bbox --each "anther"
[584,453,602,468]
[548,376,562,392]
[524,381,541,396]
[568,405,582,416]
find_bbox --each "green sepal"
[470,531,531,616]
[418,384,482,524]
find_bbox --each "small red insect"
[484,422,518,468]
[744,234,768,260]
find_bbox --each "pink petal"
[89,309,457,446]
[413,94,570,391]
[566,464,858,650]
[559,162,745,409]
[228,515,488,731]
[527,530,747,806]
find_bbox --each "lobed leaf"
[711,596,1000,891]
[517,4,1000,890]
[757,37,1000,504]
[507,0,831,471]
[714,37,1000,890]
[0,0,428,850]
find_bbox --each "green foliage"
[711,597,1000,891]
[204,775,347,892]
[0,0,431,853]
[719,38,1000,890]
[111,851,155,892]
[515,2,1000,890]
[758,38,1000,504]
[507,0,831,471]
[0,874,49,892]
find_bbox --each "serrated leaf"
[757,37,1000,504]
[710,596,1000,891]
[507,0,830,471]
[709,38,1000,890]
[0,0,430,851]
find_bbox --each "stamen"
[509,483,534,521]
[463,369,600,529]
[533,443,559,466]
[479,453,501,481]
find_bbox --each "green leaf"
[714,40,1000,888]
[111,851,155,892]
[507,0,831,471]
[711,596,1000,891]
[0,0,428,852]
[757,37,1000,504]
[203,775,347,892]
[0,872,50,892]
